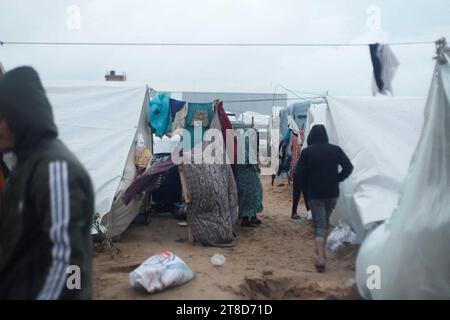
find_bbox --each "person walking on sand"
[0,66,95,299]
[297,125,353,273]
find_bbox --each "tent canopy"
[46,83,151,236]
[305,96,425,240]
[356,52,450,299]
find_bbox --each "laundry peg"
[434,37,450,64]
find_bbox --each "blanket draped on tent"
[123,157,176,205]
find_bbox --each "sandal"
[291,215,302,220]
[315,263,326,273]
[241,218,256,228]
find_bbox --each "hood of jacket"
[0,66,58,162]
[308,124,329,145]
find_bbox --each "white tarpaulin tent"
[356,51,450,299]
[45,83,151,237]
[305,96,425,241]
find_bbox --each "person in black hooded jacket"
[0,66,94,299]
[295,124,353,272]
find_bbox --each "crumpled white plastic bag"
[327,221,358,252]
[130,251,194,294]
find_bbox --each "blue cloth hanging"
[149,93,171,138]
[170,98,186,118]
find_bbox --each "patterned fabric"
[235,132,264,217]
[135,148,152,170]
[181,162,238,246]
[236,165,263,218]
[180,110,238,247]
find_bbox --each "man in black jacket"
[296,124,353,272]
[0,66,94,299]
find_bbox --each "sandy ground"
[93,175,359,300]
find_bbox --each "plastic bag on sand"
[327,221,357,252]
[130,251,194,294]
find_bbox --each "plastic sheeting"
[356,58,450,299]
[304,96,425,241]
[45,83,150,236]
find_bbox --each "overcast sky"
[1,0,449,97]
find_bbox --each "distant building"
[105,70,126,81]
[181,92,287,115]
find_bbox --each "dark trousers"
[292,181,309,214]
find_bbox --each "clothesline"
[149,94,325,104]
[221,97,325,103]
[0,40,435,47]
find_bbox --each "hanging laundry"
[214,100,237,173]
[290,133,301,181]
[170,98,188,136]
[369,43,400,95]
[170,98,185,117]
[183,102,213,150]
[277,130,292,177]
[287,115,300,136]
[149,93,171,138]
[300,128,305,145]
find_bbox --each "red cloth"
[290,133,300,181]
[300,128,305,145]
[214,100,237,174]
